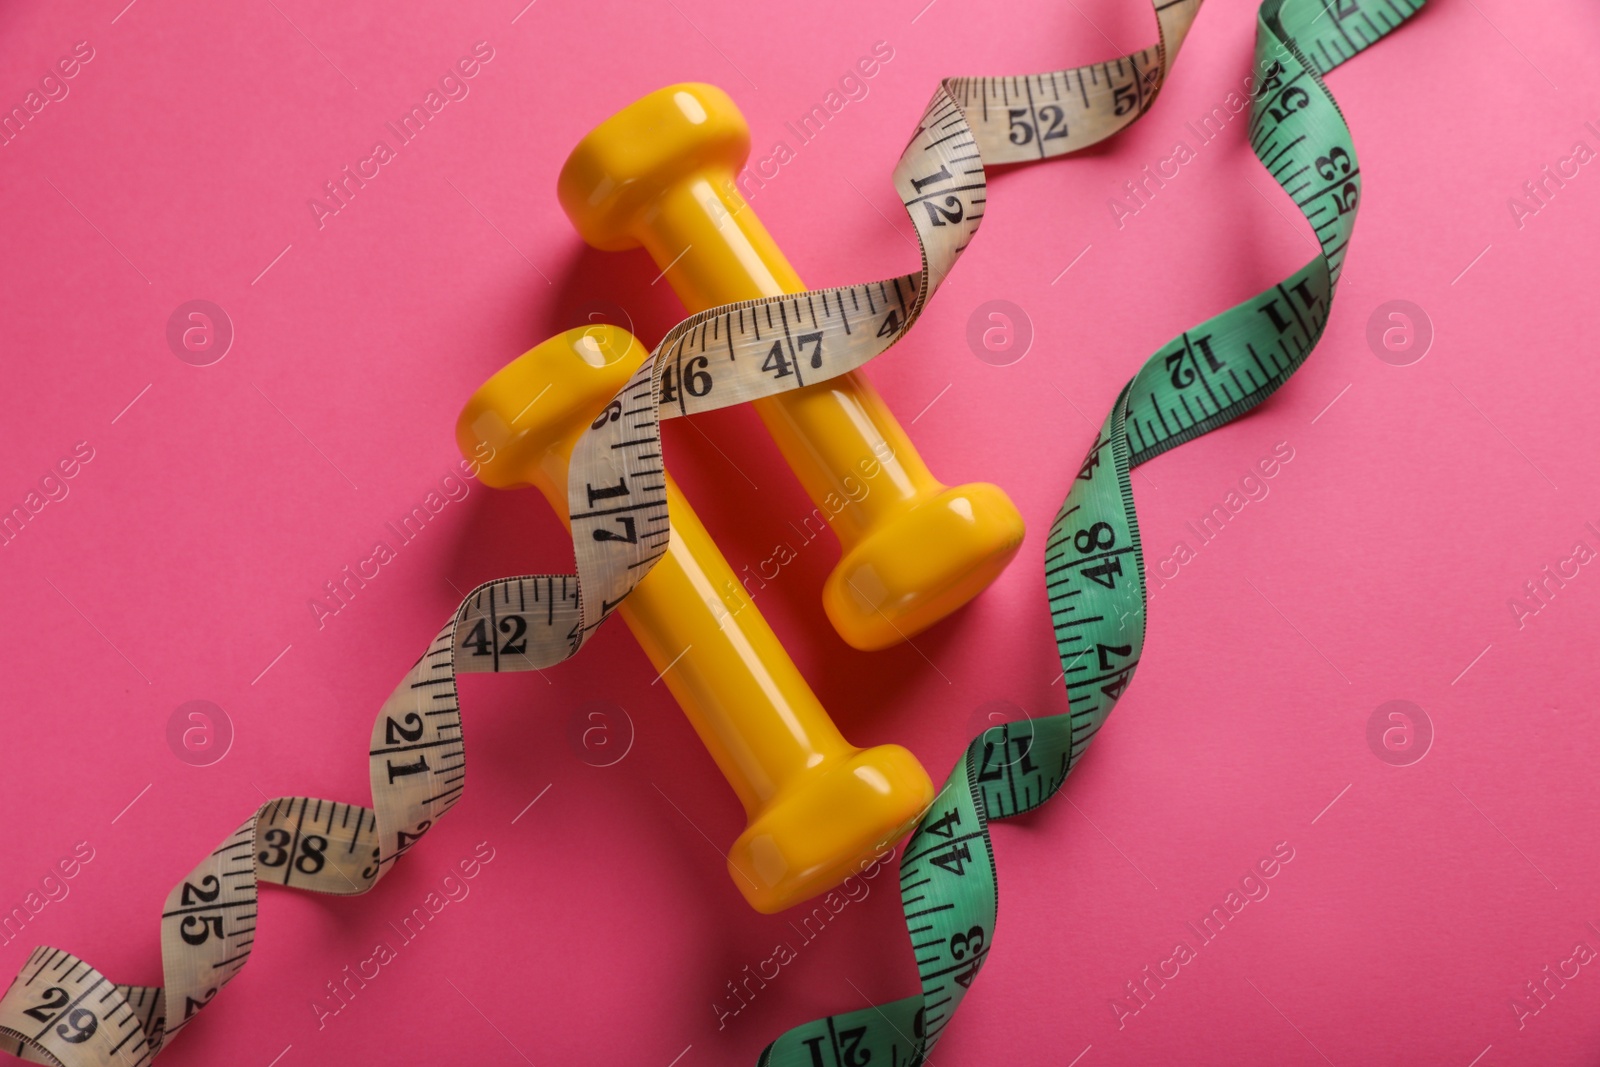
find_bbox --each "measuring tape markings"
[0,0,1418,1062]
[756,0,1423,1063]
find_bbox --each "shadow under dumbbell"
[540,239,687,348]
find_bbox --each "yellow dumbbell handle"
[639,179,932,549]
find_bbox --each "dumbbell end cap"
[558,82,751,251]
[457,325,648,490]
[825,483,1026,651]
[728,744,933,914]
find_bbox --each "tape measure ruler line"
[0,0,1422,1063]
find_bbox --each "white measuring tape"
[3,0,1205,1057]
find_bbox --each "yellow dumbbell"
[457,325,934,913]
[557,83,1025,651]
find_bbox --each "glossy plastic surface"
[557,83,1026,650]
[456,326,935,912]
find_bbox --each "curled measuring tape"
[0,0,1420,1062]
[759,0,1424,1062]
[0,0,1196,1048]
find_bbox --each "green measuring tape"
[758,1,1423,1062]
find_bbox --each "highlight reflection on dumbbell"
[456,326,935,914]
[558,83,1026,652]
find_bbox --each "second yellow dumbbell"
[558,83,1025,651]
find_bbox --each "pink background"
[3,0,1599,1064]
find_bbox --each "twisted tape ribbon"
[759,0,1422,1062]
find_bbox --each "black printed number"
[385,712,425,745]
[796,332,823,369]
[180,914,225,946]
[803,1026,870,1067]
[397,820,433,855]
[1038,105,1068,141]
[57,1009,98,1044]
[978,736,1036,781]
[1268,86,1311,122]
[765,333,824,378]
[462,616,534,655]
[1165,350,1196,388]
[1166,336,1224,388]
[585,476,629,508]
[1006,107,1033,145]
[179,875,220,907]
[183,989,216,1019]
[257,828,290,868]
[1083,557,1124,589]
[684,355,714,398]
[498,615,528,652]
[661,356,712,404]
[583,476,638,546]
[928,842,972,877]
[258,828,328,875]
[949,925,985,960]
[1257,61,1285,95]
[838,1026,869,1067]
[385,756,430,785]
[297,835,327,874]
[1314,147,1352,180]
[1096,643,1132,670]
[460,617,534,659]
[910,164,952,193]
[22,986,69,1022]
[23,990,95,1044]
[920,195,964,227]
[1077,448,1102,481]
[763,341,793,379]
[1074,522,1115,553]
[592,518,637,544]
[462,618,492,656]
